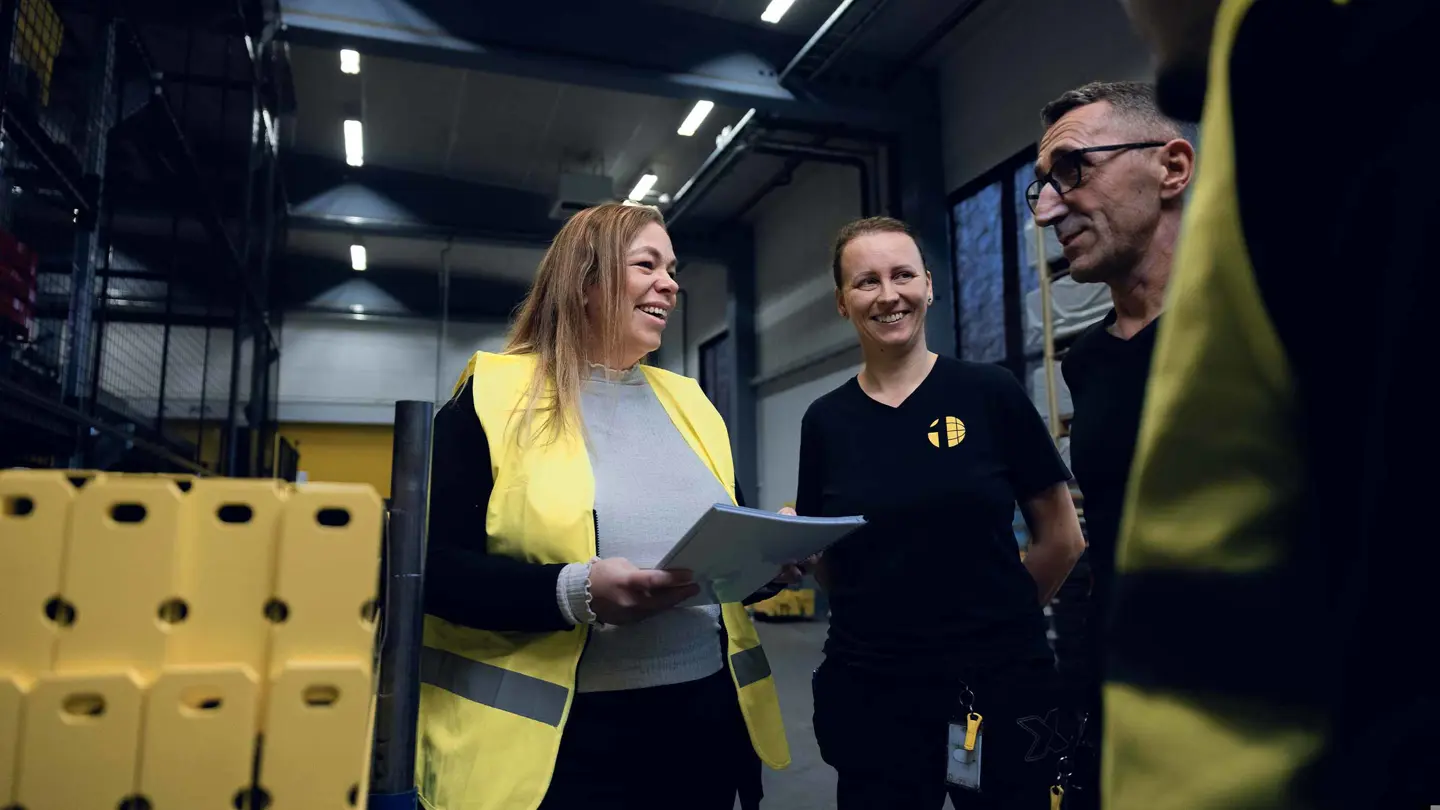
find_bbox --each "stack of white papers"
[655,504,866,607]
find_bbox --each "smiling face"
[836,230,932,354]
[586,220,678,368]
[1033,101,1190,284]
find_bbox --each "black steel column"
[62,19,118,407]
[245,32,280,472]
[723,227,759,502]
[369,400,433,810]
[894,74,955,356]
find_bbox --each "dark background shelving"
[0,0,294,478]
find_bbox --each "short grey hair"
[1041,81,1182,140]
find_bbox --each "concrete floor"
[750,619,833,809]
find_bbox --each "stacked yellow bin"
[0,470,383,810]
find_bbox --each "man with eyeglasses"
[1027,80,1194,810]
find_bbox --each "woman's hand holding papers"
[778,506,831,590]
[588,557,700,625]
[763,507,813,587]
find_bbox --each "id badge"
[945,711,983,790]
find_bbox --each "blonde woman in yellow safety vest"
[418,202,793,810]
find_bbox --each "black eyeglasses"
[1025,142,1167,214]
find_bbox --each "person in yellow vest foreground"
[1107,0,1439,808]
[418,202,793,810]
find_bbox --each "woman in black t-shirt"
[793,217,1087,809]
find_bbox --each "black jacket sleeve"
[424,377,574,633]
[794,406,825,518]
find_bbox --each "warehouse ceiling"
[272,0,990,320]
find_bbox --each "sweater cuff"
[557,562,596,626]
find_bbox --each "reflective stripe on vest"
[421,644,774,727]
[731,646,772,689]
[421,647,569,727]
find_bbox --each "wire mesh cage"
[12,0,62,106]
[1,4,284,475]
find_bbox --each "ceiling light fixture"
[677,100,714,136]
[340,49,361,74]
[628,173,658,202]
[761,0,796,23]
[344,119,364,167]
[350,244,367,271]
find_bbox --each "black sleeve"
[794,406,825,517]
[424,377,573,633]
[992,367,1072,500]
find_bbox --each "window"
[953,182,1005,364]
[948,147,1038,379]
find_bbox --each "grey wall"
[275,314,509,423]
[669,260,729,378]
[748,163,866,509]
[935,0,1154,190]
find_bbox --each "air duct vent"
[550,173,617,219]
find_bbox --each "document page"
[655,504,865,607]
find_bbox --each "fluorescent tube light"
[340,49,361,74]
[761,0,796,23]
[677,100,715,136]
[344,119,364,167]
[350,244,367,271]
[628,173,658,202]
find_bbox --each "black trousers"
[813,657,1068,810]
[537,667,762,810]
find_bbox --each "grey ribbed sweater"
[555,364,727,693]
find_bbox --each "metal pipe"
[778,0,855,83]
[804,0,893,83]
[667,108,757,222]
[369,400,434,810]
[1036,204,1060,439]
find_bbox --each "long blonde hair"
[504,202,666,443]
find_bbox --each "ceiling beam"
[279,254,531,320]
[282,154,738,260]
[284,154,558,245]
[275,0,903,130]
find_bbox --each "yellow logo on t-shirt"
[927,416,966,448]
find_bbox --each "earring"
[927,297,933,305]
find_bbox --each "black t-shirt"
[1060,310,1159,614]
[795,355,1072,676]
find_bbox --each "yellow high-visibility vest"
[1103,0,1343,806]
[415,351,790,810]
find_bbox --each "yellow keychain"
[964,712,982,751]
[1050,784,1064,810]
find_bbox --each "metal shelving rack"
[0,0,285,477]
